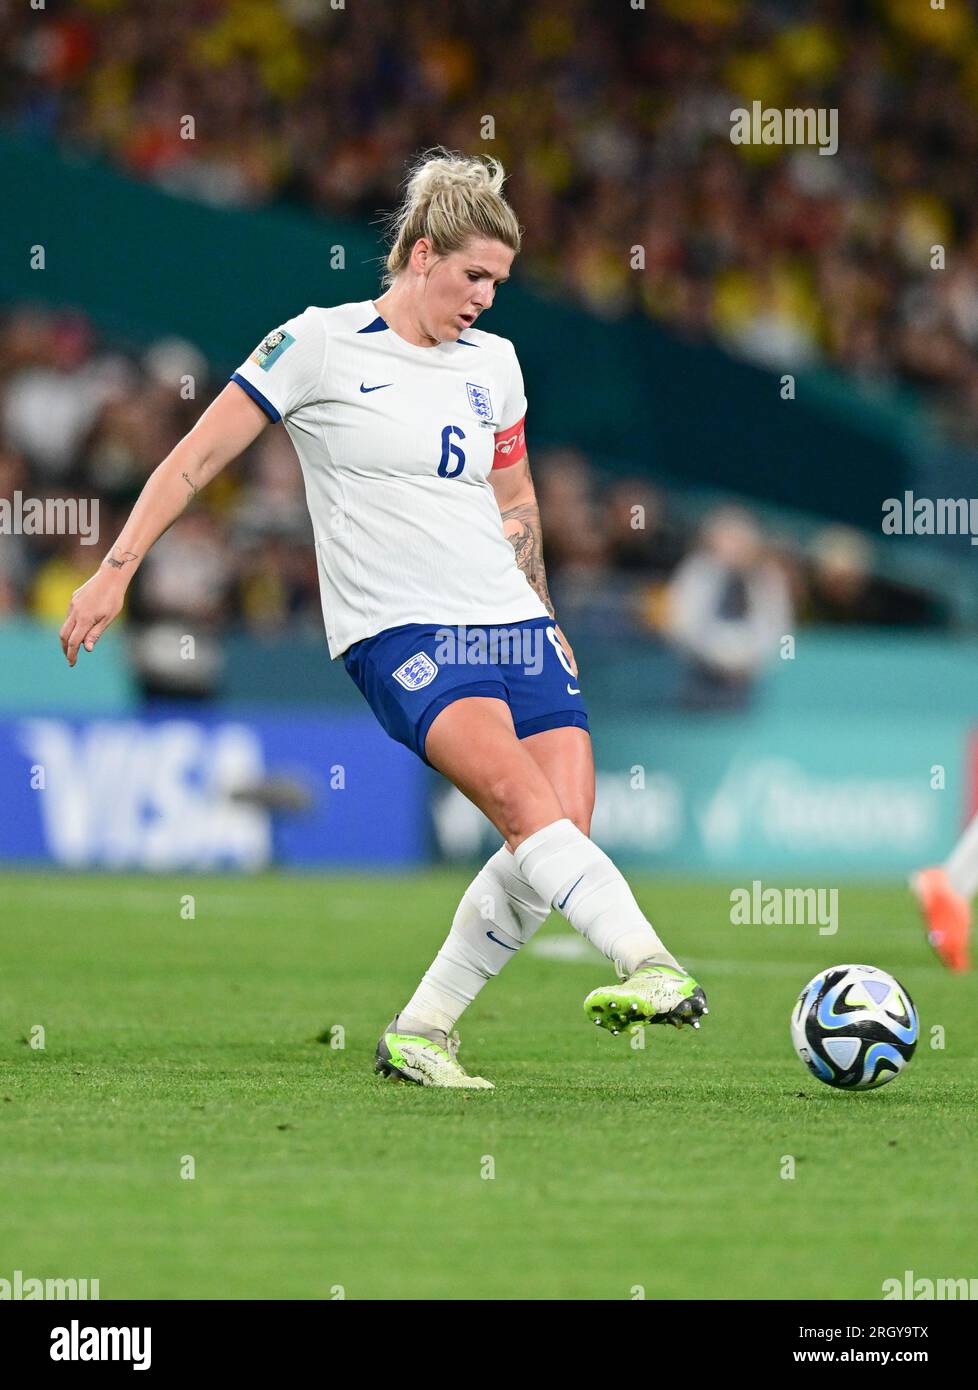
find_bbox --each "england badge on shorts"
[392,652,438,691]
[466,382,494,423]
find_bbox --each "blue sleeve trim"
[230,371,281,423]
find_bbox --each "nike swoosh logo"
[557,875,584,911]
[486,930,518,951]
[566,683,580,695]
[360,382,393,392]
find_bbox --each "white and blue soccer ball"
[790,964,918,1091]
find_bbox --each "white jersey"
[230,300,548,657]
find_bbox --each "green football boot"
[584,963,708,1035]
[374,1016,494,1089]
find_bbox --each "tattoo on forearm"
[500,502,556,618]
[105,549,138,571]
[181,471,199,499]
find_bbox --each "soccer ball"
[790,964,918,1091]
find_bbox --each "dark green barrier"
[4,131,928,527]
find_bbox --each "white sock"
[944,812,978,900]
[513,817,679,976]
[398,846,551,1036]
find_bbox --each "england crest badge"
[392,652,438,691]
[466,382,494,423]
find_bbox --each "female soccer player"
[59,149,708,1087]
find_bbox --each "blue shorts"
[342,617,590,765]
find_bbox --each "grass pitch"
[1,870,974,1300]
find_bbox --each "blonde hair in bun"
[382,147,522,287]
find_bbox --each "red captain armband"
[492,413,527,469]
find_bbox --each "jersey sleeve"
[491,342,528,470]
[230,306,326,423]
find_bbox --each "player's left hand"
[554,624,578,678]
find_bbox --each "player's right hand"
[60,568,127,667]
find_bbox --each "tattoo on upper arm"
[105,549,138,570]
[500,501,556,619]
[181,471,199,499]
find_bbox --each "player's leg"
[912,814,976,971]
[378,699,704,1084]
[943,814,978,901]
[383,706,561,1073]
[345,623,570,1085]
[376,698,561,1085]
[393,840,553,1036]
[424,701,705,1024]
[519,723,595,835]
[394,722,593,1046]
[425,695,566,844]
[516,722,705,1032]
[370,603,705,1083]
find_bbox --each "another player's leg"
[911,815,976,971]
[426,701,708,1032]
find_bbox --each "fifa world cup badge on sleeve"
[392,652,438,691]
[250,329,296,371]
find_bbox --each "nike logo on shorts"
[360,382,393,392]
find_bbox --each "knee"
[561,794,594,837]
[487,773,554,838]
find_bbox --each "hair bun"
[380,147,521,289]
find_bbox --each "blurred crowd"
[0,303,945,704]
[5,0,978,440]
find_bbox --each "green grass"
[1,870,974,1300]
